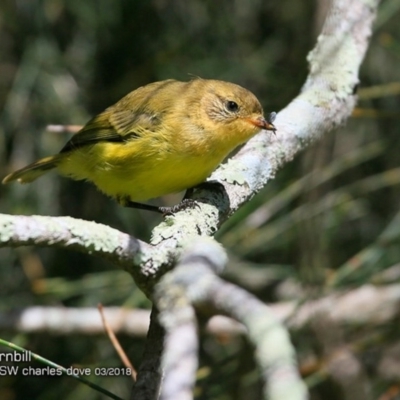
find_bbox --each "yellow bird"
[2,79,276,213]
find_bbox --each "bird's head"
[199,80,276,149]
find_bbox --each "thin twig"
[97,303,137,381]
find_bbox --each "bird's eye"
[226,101,239,112]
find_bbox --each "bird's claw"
[159,198,200,216]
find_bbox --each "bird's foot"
[159,198,200,216]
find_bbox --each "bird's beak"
[249,115,276,133]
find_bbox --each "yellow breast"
[57,134,228,202]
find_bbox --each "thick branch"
[0,214,145,266]
[0,213,158,292]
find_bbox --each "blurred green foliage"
[1,0,400,399]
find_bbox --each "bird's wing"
[59,80,177,153]
[59,109,162,153]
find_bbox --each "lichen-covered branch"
[152,238,307,400]
[208,282,307,400]
[0,213,147,262]
[0,213,160,293]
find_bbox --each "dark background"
[1,1,400,399]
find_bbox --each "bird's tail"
[2,154,63,184]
